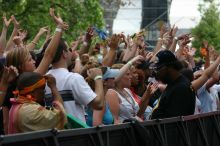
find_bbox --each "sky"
[113,0,201,34]
[170,0,201,29]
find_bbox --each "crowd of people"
[0,8,219,135]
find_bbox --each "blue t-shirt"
[197,84,214,113]
[86,104,113,126]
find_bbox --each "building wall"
[141,0,171,46]
[100,0,120,34]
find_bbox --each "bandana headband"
[14,78,46,95]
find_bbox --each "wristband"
[127,61,132,67]
[94,75,103,81]
[161,45,166,49]
[174,37,178,41]
[76,57,80,61]
[31,41,37,45]
[55,28,62,32]
[83,41,88,46]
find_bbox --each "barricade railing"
[1,111,220,146]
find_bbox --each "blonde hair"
[6,47,30,73]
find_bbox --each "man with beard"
[150,50,195,119]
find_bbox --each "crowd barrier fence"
[1,111,220,146]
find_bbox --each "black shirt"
[151,75,195,119]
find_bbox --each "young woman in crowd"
[2,8,68,134]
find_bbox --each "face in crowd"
[6,48,36,73]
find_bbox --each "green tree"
[0,0,104,46]
[191,1,220,52]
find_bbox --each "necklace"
[115,88,136,117]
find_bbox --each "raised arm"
[45,74,63,104]
[115,55,144,82]
[137,82,158,118]
[122,37,141,62]
[192,55,220,91]
[102,34,120,67]
[169,26,178,53]
[34,8,68,75]
[0,15,11,57]
[26,26,49,51]
[78,27,94,56]
[87,68,105,110]
[0,66,17,106]
[71,50,82,74]
[5,15,19,52]
[153,24,167,55]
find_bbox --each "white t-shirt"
[197,84,215,113]
[45,68,96,122]
[194,96,201,114]
[209,84,220,111]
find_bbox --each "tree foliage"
[0,0,104,44]
[191,1,220,51]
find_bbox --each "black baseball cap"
[152,50,177,70]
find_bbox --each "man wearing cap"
[150,50,195,119]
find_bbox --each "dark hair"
[42,38,68,64]
[29,51,37,62]
[17,72,43,91]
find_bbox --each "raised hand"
[38,26,49,36]
[11,15,20,29]
[203,40,209,49]
[85,27,94,42]
[49,8,68,30]
[146,82,159,95]
[169,25,178,38]
[87,68,103,80]
[159,24,168,38]
[108,34,121,50]
[13,36,23,46]
[126,35,134,49]
[45,74,56,89]
[2,15,11,28]
[187,47,196,57]
[118,32,126,43]
[70,40,79,51]
[177,33,191,41]
[162,32,171,46]
[135,36,145,49]
[45,27,52,41]
[0,66,18,85]
[130,55,145,65]
[145,52,153,61]
[18,29,28,40]
[179,38,191,48]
